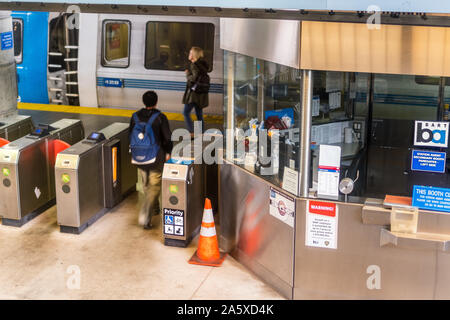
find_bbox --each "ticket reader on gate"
[162,159,205,247]
[55,123,137,234]
[0,119,84,226]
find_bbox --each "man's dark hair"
[142,91,158,108]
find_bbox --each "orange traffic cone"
[188,198,226,267]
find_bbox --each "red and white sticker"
[308,201,336,217]
[305,200,338,249]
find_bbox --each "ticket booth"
[219,18,450,299]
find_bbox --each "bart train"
[12,11,223,115]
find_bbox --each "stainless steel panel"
[219,161,295,298]
[220,18,301,69]
[0,115,34,142]
[301,21,450,77]
[51,119,84,145]
[299,70,312,197]
[56,146,104,227]
[79,147,104,226]
[0,149,19,218]
[186,164,205,237]
[16,140,50,219]
[435,252,450,299]
[55,166,80,227]
[294,200,436,299]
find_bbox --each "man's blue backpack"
[130,111,161,165]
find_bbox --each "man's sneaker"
[144,222,152,230]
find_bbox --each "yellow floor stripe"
[17,102,223,124]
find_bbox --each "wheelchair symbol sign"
[165,215,174,225]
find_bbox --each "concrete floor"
[0,192,283,300]
[0,109,282,300]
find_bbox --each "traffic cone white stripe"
[200,226,217,237]
[202,208,214,223]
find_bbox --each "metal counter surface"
[220,160,450,299]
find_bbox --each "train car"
[14,11,223,116]
[12,11,49,104]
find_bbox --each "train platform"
[0,106,282,300]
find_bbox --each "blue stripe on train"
[97,77,224,94]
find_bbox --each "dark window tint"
[145,22,214,71]
[102,21,130,68]
[415,75,450,86]
[12,19,23,64]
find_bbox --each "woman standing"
[182,47,210,136]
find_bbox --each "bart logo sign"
[414,121,448,148]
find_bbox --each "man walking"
[129,91,173,229]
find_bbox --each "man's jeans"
[138,168,162,227]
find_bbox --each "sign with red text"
[305,200,338,249]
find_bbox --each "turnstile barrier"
[162,159,205,247]
[0,119,84,226]
[55,123,137,234]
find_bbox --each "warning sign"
[305,200,338,249]
[163,208,184,236]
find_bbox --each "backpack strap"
[144,110,161,143]
[132,112,140,124]
[147,110,161,126]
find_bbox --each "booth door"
[366,74,440,197]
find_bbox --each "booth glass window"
[12,18,23,64]
[309,71,448,204]
[145,22,214,72]
[224,51,302,195]
[102,20,131,68]
[444,78,450,120]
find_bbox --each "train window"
[145,22,214,72]
[415,75,450,86]
[102,20,131,68]
[12,19,23,64]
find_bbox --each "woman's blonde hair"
[190,47,204,61]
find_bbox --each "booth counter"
[220,161,450,299]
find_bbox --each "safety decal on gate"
[163,208,184,236]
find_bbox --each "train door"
[365,74,441,197]
[47,13,79,106]
[12,11,49,104]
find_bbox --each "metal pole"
[225,51,235,162]
[0,11,18,118]
[299,70,312,197]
